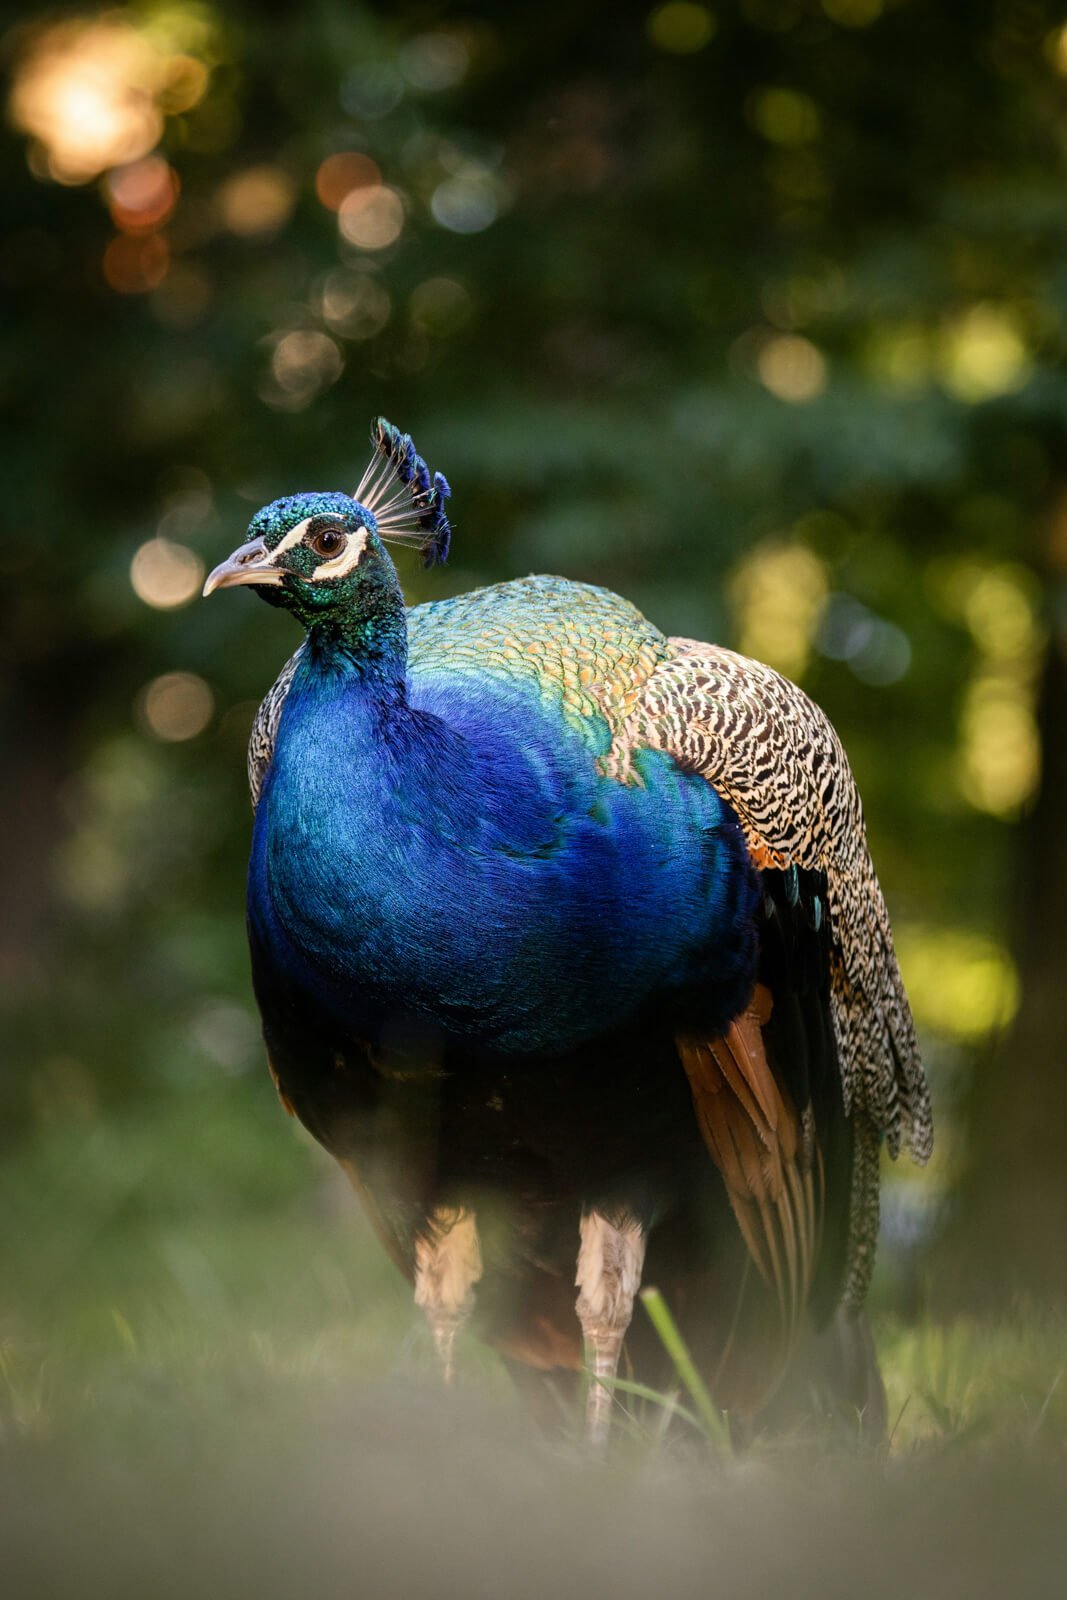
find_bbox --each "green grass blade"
[588,1372,707,1435]
[639,1285,732,1448]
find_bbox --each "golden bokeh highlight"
[217,167,296,237]
[897,926,1019,1041]
[139,672,215,742]
[338,185,405,250]
[960,675,1041,818]
[315,152,381,211]
[961,563,1041,662]
[157,52,210,114]
[272,330,343,389]
[647,3,718,53]
[262,331,344,410]
[8,13,211,185]
[130,538,205,610]
[928,558,1044,819]
[866,311,1032,402]
[938,305,1031,403]
[757,334,828,402]
[9,18,163,183]
[729,541,828,680]
[316,270,392,339]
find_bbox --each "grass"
[2,1095,1066,1597]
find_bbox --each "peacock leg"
[413,1207,483,1384]
[574,1209,646,1450]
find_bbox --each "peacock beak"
[202,538,285,597]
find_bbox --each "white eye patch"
[267,515,371,580]
[271,516,314,556]
[310,526,370,580]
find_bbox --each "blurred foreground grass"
[2,1093,1065,1599]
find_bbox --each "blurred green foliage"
[3,0,1067,1312]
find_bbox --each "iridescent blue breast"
[247,583,759,1059]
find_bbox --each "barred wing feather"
[248,643,304,808]
[632,641,932,1306]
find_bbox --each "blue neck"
[300,560,409,699]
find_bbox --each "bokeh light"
[817,593,912,686]
[962,564,1042,661]
[271,330,344,392]
[340,63,404,120]
[130,538,205,610]
[138,672,215,742]
[938,305,1031,403]
[316,269,392,339]
[430,168,500,234]
[315,152,381,211]
[729,541,828,680]
[897,927,1019,1041]
[106,156,179,233]
[217,167,296,238]
[928,558,1044,819]
[960,676,1041,817]
[757,334,828,402]
[262,330,344,410]
[156,52,210,114]
[646,3,718,54]
[8,11,212,185]
[749,87,821,146]
[338,185,405,250]
[9,17,164,183]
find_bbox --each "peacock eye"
[309,525,346,559]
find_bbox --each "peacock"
[204,419,932,1445]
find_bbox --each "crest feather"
[353,417,452,568]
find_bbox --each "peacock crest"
[353,417,452,568]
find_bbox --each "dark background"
[2,5,1066,1588]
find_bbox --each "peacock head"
[203,419,450,629]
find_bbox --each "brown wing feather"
[621,640,930,1309]
[677,983,822,1360]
